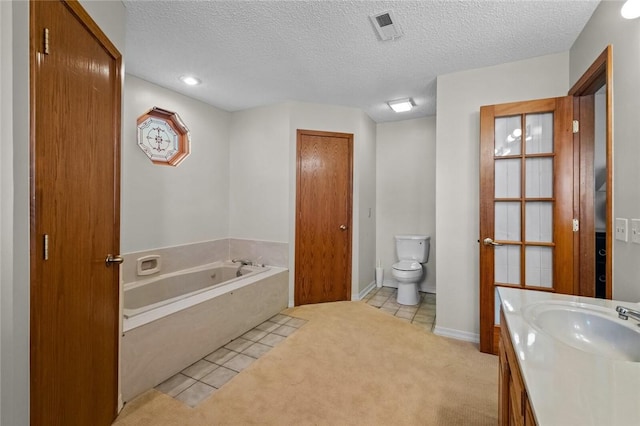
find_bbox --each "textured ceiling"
[124,0,600,123]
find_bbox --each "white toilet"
[391,235,431,306]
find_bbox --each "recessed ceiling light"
[622,0,640,19]
[180,75,201,86]
[387,98,414,113]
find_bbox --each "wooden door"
[295,130,353,305]
[574,95,596,297]
[569,46,613,300]
[30,1,122,424]
[479,97,574,354]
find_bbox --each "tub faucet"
[232,258,253,277]
[616,306,640,325]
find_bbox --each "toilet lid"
[392,260,421,271]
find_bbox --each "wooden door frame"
[568,46,613,299]
[29,0,122,419]
[294,129,353,305]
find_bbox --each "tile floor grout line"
[364,287,436,330]
[154,313,308,408]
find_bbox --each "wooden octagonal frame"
[136,107,191,166]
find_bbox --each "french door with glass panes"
[479,96,574,354]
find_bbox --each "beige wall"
[356,113,378,295]
[0,2,23,423]
[0,0,9,417]
[80,0,126,52]
[434,52,570,341]
[122,75,231,252]
[376,117,436,293]
[229,103,290,242]
[570,1,640,302]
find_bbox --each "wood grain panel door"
[569,46,613,300]
[295,130,353,305]
[479,97,574,354]
[30,1,122,424]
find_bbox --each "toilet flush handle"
[339,224,347,231]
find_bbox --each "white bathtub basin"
[522,301,640,362]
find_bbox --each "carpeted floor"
[113,301,497,425]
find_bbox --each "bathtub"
[121,261,288,401]
[123,261,270,320]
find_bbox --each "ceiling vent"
[370,10,403,41]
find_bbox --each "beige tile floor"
[154,313,307,407]
[362,286,436,332]
[154,289,436,408]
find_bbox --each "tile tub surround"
[229,238,288,268]
[121,269,288,402]
[498,287,640,425]
[155,313,306,408]
[121,239,229,284]
[122,239,288,284]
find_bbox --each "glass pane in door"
[495,202,521,241]
[495,159,521,198]
[495,116,522,156]
[526,246,553,288]
[525,113,554,154]
[525,202,553,242]
[525,158,553,197]
[495,245,521,285]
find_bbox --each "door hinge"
[43,28,50,55]
[573,219,580,232]
[43,234,49,260]
[572,120,579,134]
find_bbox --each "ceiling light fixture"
[180,75,201,86]
[387,98,414,113]
[621,0,640,19]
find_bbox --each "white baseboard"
[433,325,480,344]
[355,281,377,300]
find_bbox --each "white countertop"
[498,287,640,425]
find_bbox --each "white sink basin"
[522,301,640,362]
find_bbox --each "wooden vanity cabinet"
[499,309,538,426]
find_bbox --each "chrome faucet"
[232,258,253,277]
[616,306,640,325]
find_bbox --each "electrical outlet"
[631,219,640,244]
[615,218,628,242]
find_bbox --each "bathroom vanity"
[498,287,640,425]
[499,308,536,425]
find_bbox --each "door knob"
[339,224,347,230]
[483,238,502,246]
[105,254,124,266]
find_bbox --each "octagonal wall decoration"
[136,107,191,166]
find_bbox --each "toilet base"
[397,282,419,305]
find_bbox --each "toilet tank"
[395,235,430,263]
